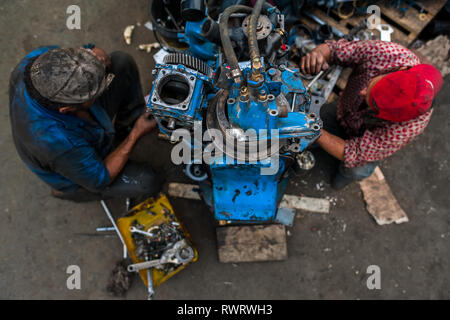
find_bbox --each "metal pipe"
[306,70,324,92]
[100,200,128,259]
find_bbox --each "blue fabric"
[9,46,114,192]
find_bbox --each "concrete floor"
[0,0,449,300]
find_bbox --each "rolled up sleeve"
[326,39,420,71]
[325,39,368,67]
[51,145,111,192]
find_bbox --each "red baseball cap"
[369,64,443,122]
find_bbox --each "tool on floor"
[127,239,195,272]
[100,200,128,259]
[117,194,198,299]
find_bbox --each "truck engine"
[147,0,324,224]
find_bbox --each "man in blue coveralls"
[9,45,161,201]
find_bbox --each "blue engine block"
[147,9,322,224]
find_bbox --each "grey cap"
[30,48,113,104]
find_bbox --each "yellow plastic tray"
[117,193,198,288]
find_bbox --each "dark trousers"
[53,51,161,202]
[320,103,378,181]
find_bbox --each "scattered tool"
[127,239,195,272]
[96,226,116,232]
[123,25,135,45]
[377,24,394,42]
[306,70,325,92]
[146,263,155,300]
[100,200,128,259]
[129,226,155,238]
[138,43,161,53]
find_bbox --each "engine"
[147,0,323,224]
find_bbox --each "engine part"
[296,150,315,170]
[163,53,213,77]
[181,0,206,21]
[147,2,324,223]
[149,0,188,49]
[185,163,208,181]
[148,55,212,135]
[242,14,272,40]
[127,239,195,272]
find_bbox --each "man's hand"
[131,113,157,139]
[104,113,157,183]
[300,43,331,75]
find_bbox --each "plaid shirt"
[325,39,432,168]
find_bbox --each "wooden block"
[216,224,287,263]
[358,167,409,225]
[168,182,201,200]
[280,195,330,214]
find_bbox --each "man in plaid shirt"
[300,39,443,189]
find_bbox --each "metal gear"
[163,53,213,77]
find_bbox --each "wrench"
[100,200,128,259]
[306,70,325,92]
[145,255,155,300]
[127,239,194,272]
[129,226,154,238]
[376,24,394,42]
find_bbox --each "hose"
[248,0,265,62]
[219,5,253,76]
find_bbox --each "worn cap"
[30,48,114,104]
[369,64,443,122]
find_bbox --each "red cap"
[369,64,443,122]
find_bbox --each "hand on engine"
[300,43,331,75]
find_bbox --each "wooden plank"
[298,16,319,34]
[280,195,330,214]
[169,183,331,214]
[168,182,201,200]
[216,224,287,263]
[309,7,350,36]
[359,167,409,225]
[378,0,447,35]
